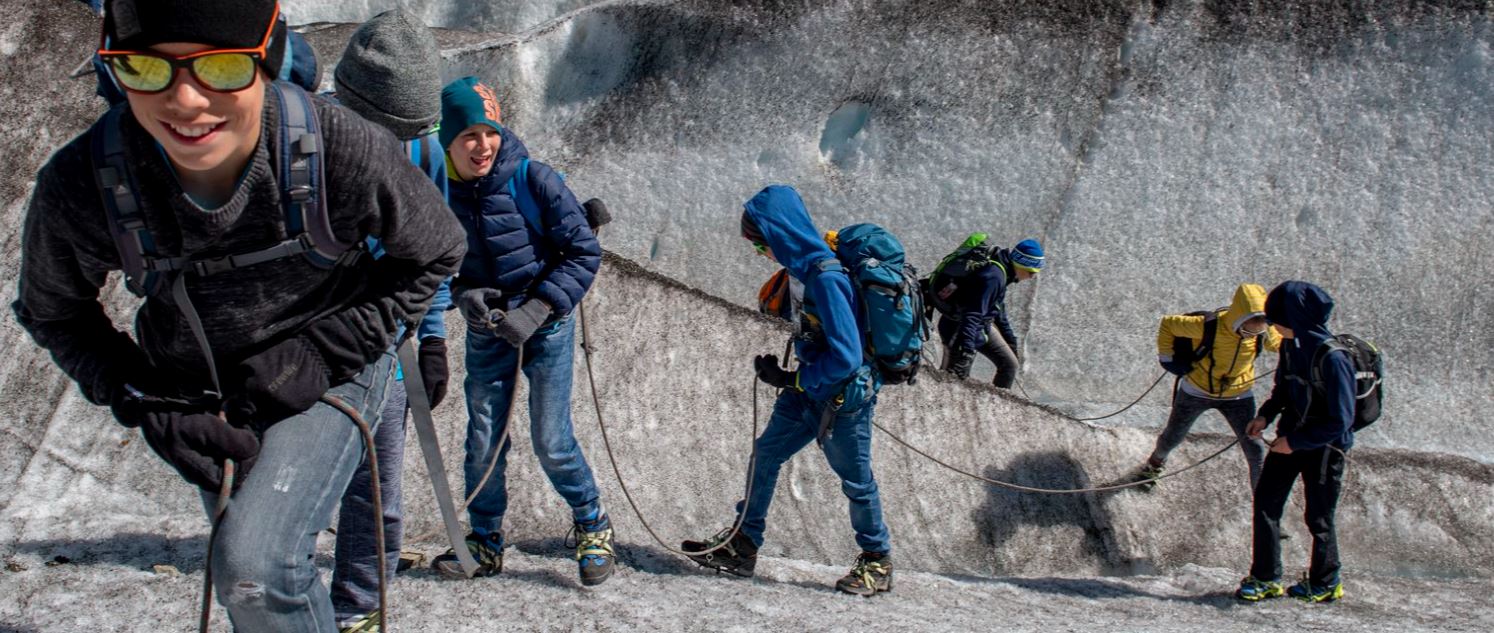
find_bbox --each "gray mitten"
[493,300,551,347]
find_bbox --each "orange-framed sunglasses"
[97,5,280,94]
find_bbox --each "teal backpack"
[819,223,929,385]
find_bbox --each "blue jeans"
[330,379,406,623]
[734,390,890,554]
[463,314,603,533]
[202,350,396,633]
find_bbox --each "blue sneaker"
[1235,576,1285,602]
[571,513,615,587]
[1288,578,1344,603]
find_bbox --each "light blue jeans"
[734,389,890,554]
[462,314,603,534]
[201,349,396,633]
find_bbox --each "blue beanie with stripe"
[1011,239,1044,270]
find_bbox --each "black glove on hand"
[141,412,261,493]
[457,287,506,332]
[1161,359,1192,377]
[418,337,450,407]
[582,198,612,231]
[754,354,797,390]
[493,300,551,348]
[947,347,975,380]
[110,383,213,429]
[224,337,330,434]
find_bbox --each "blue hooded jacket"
[446,126,600,314]
[1258,281,1356,451]
[743,186,873,405]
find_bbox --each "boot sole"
[836,576,893,596]
[684,553,755,578]
[433,559,501,579]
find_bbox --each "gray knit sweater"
[13,92,466,404]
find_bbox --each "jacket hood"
[1265,280,1334,353]
[743,185,835,281]
[1225,283,1268,334]
[446,125,530,194]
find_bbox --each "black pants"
[1250,447,1347,586]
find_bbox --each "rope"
[1019,369,1277,423]
[456,347,524,514]
[198,460,233,633]
[321,395,387,633]
[578,298,763,558]
[874,420,1242,494]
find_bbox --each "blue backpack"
[820,223,929,385]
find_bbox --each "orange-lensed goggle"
[97,5,279,94]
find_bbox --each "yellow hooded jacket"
[1156,283,1282,399]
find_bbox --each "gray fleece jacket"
[13,90,466,405]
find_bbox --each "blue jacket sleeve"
[415,277,452,340]
[1285,351,1355,451]
[796,268,863,401]
[526,161,600,314]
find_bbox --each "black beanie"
[104,0,286,76]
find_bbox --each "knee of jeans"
[215,539,304,607]
[532,436,581,469]
[840,476,879,501]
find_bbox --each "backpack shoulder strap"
[273,82,355,267]
[92,106,170,297]
[507,157,545,236]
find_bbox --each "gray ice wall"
[423,0,1493,462]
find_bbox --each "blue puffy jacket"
[447,127,600,315]
[1257,281,1356,451]
[744,186,876,407]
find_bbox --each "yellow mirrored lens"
[110,54,172,91]
[192,53,256,90]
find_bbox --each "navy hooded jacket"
[1257,281,1356,451]
[743,186,875,406]
[937,248,1020,351]
[446,127,600,315]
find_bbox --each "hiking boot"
[1135,460,1165,492]
[1287,578,1344,603]
[835,551,893,596]
[570,514,616,587]
[1235,576,1285,602]
[338,611,381,633]
[432,531,504,579]
[681,527,758,578]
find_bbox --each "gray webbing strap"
[171,274,222,398]
[398,337,478,577]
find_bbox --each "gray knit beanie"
[334,9,441,140]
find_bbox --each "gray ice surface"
[2,1,1493,631]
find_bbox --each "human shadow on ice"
[10,533,209,573]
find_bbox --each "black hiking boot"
[681,527,758,578]
[835,551,893,596]
[432,531,504,579]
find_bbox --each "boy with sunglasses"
[930,238,1044,388]
[682,185,892,597]
[12,1,465,630]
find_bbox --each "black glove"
[493,300,551,348]
[754,354,797,390]
[946,347,975,380]
[457,287,505,332]
[141,411,261,493]
[110,383,213,429]
[582,198,612,231]
[224,337,330,433]
[1161,359,1192,377]
[418,337,450,407]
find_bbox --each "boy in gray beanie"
[335,9,442,140]
[330,9,452,632]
